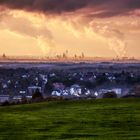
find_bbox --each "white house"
[19,91,26,94]
[13,96,22,102]
[52,91,61,96]
[70,84,82,96]
[0,95,10,103]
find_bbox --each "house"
[0,95,10,103]
[52,91,61,96]
[70,84,82,96]
[53,83,65,91]
[26,96,32,101]
[2,83,8,89]
[19,91,26,94]
[133,85,140,96]
[40,74,48,84]
[12,95,22,102]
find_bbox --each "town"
[0,62,140,105]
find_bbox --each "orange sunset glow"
[0,0,140,58]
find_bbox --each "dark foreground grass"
[0,99,140,140]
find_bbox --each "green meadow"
[0,99,140,140]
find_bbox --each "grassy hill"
[0,99,140,140]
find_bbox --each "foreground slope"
[0,99,140,140]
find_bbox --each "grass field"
[0,99,140,140]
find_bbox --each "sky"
[0,0,140,58]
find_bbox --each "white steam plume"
[0,10,55,56]
[61,17,127,57]
[90,23,127,57]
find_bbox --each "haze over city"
[0,0,139,58]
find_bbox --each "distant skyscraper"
[74,54,77,59]
[63,53,67,59]
[82,52,85,58]
[2,53,6,59]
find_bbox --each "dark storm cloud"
[0,0,139,17]
[0,0,107,12]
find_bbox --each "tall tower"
[82,52,85,59]
[2,53,6,59]
[65,50,68,58]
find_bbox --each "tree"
[1,101,10,106]
[32,88,43,100]
[44,81,54,96]
[103,92,117,98]
[21,96,28,104]
[133,85,140,96]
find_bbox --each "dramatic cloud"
[0,0,140,18]
[0,0,139,57]
[0,10,55,55]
